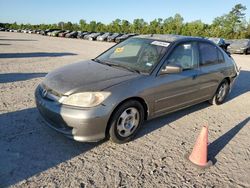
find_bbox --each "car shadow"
[0,43,11,45]
[0,108,103,187]
[0,38,37,42]
[136,102,211,140]
[0,52,77,58]
[0,73,47,83]
[208,117,250,164]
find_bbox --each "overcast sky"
[1,0,250,24]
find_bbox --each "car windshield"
[96,38,169,74]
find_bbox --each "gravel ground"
[0,32,250,188]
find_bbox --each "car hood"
[42,60,139,95]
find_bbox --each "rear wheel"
[108,100,145,144]
[209,80,229,105]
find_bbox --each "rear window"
[199,43,224,66]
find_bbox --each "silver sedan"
[35,34,240,143]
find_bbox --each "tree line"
[1,4,250,39]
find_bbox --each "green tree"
[148,18,163,34]
[131,19,148,34]
[163,14,183,34]
[79,19,87,31]
[211,3,247,38]
[182,20,206,36]
[121,20,131,33]
[88,21,97,31]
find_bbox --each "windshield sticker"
[183,44,191,49]
[146,62,153,66]
[151,41,170,47]
[115,47,124,53]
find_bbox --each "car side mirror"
[160,65,183,75]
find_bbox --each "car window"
[217,49,224,64]
[199,43,221,66]
[166,42,198,70]
[97,38,169,73]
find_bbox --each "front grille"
[39,84,61,102]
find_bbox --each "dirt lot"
[0,32,250,188]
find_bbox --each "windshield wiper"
[92,58,108,65]
[93,58,141,74]
[105,62,141,74]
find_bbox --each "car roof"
[134,34,205,43]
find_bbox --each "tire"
[108,100,145,144]
[209,80,230,105]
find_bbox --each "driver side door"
[153,42,202,117]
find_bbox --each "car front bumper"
[35,86,111,142]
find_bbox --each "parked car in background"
[97,32,112,41]
[51,30,64,37]
[31,30,37,34]
[65,31,78,38]
[35,34,239,144]
[208,37,230,52]
[227,39,250,55]
[107,33,122,42]
[86,32,104,41]
[36,29,41,34]
[77,31,91,39]
[225,39,234,45]
[58,30,71,37]
[83,33,93,40]
[115,33,137,43]
[47,30,59,36]
[76,31,83,38]
[41,29,56,36]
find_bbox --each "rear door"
[197,42,226,98]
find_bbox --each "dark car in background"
[107,33,123,42]
[35,34,239,144]
[115,33,137,43]
[65,31,78,38]
[58,30,71,37]
[41,29,56,36]
[77,31,91,39]
[227,39,250,55]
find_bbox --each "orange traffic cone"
[186,125,213,168]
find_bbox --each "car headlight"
[59,92,111,108]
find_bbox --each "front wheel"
[209,80,230,105]
[108,100,145,144]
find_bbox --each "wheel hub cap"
[117,107,140,137]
